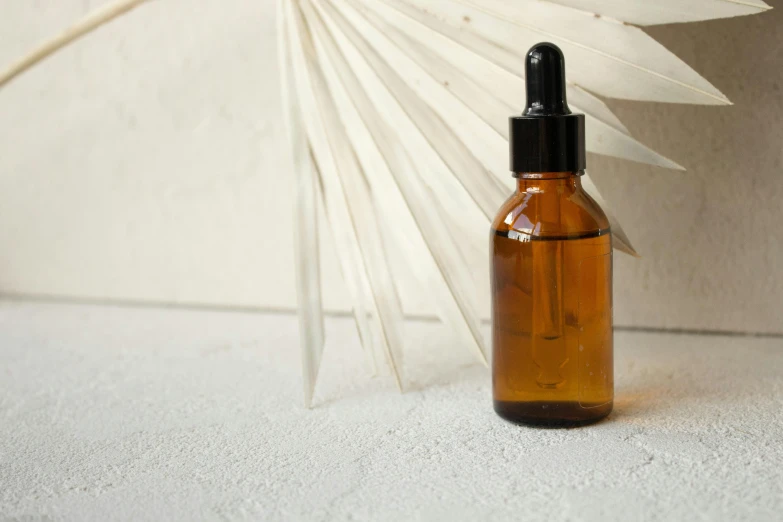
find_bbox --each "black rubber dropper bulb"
[524,43,569,116]
[509,42,586,175]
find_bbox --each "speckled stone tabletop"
[1,301,781,521]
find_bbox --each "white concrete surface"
[1,301,781,521]
[0,1,781,334]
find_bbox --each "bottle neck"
[514,171,582,194]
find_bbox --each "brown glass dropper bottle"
[490,42,613,427]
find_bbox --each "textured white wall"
[595,7,783,334]
[0,0,780,334]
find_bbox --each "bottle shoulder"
[491,186,610,239]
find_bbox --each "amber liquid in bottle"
[491,173,613,427]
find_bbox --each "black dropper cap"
[509,43,585,175]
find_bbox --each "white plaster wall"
[0,0,781,333]
[596,7,783,335]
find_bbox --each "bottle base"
[494,400,612,428]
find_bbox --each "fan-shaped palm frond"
[278,0,770,405]
[0,0,771,407]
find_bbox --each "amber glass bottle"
[491,43,613,427]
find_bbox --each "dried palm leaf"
[280,0,770,404]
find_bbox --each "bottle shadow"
[606,362,687,422]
